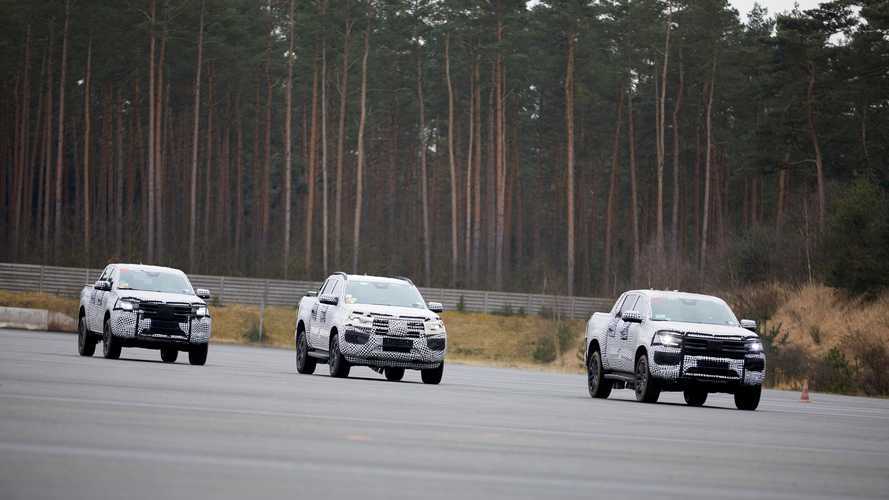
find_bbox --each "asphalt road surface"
[1,329,888,500]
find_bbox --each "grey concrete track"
[0,329,887,500]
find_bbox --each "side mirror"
[740,319,757,332]
[428,302,444,313]
[319,294,339,306]
[196,288,211,300]
[621,310,643,323]
[94,280,112,291]
[305,290,318,297]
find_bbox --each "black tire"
[160,347,178,363]
[734,385,762,411]
[684,388,708,407]
[421,363,444,385]
[102,319,121,360]
[634,354,660,403]
[77,316,96,357]
[189,344,208,366]
[295,330,316,374]
[384,367,405,382]
[328,334,350,378]
[587,349,612,399]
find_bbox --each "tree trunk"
[262,28,273,269]
[352,21,370,274]
[565,33,576,296]
[147,0,156,262]
[335,18,353,269]
[204,66,214,266]
[115,90,124,257]
[83,39,92,265]
[234,94,244,267]
[54,0,70,260]
[320,0,329,277]
[189,0,204,272]
[805,61,825,233]
[416,48,431,284]
[472,61,482,285]
[464,57,476,284]
[283,0,295,278]
[154,32,166,262]
[42,22,54,261]
[445,34,458,287]
[602,85,625,295]
[656,10,671,260]
[627,90,640,275]
[305,60,319,276]
[700,56,717,276]
[671,57,683,261]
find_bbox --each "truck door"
[604,294,630,370]
[612,294,639,372]
[309,278,331,348]
[88,266,111,332]
[619,294,646,372]
[318,278,342,350]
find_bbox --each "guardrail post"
[571,296,576,319]
[526,293,531,314]
[483,292,488,314]
[220,276,225,305]
[39,266,45,293]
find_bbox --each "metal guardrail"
[0,262,613,319]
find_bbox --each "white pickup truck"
[77,264,212,365]
[584,290,765,410]
[294,273,447,384]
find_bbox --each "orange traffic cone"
[800,379,812,403]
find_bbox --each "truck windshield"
[649,296,739,326]
[117,268,195,295]
[344,281,427,309]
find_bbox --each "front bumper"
[650,344,765,386]
[110,310,211,345]
[339,327,446,369]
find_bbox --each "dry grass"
[0,291,80,324]
[771,284,889,357]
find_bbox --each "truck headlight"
[424,319,446,336]
[347,312,372,327]
[746,340,763,353]
[653,330,682,347]
[195,306,209,317]
[115,299,136,312]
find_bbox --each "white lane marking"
[1,392,886,457]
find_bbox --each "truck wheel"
[189,344,208,366]
[328,334,351,378]
[421,363,444,385]
[160,347,178,363]
[684,388,708,407]
[295,331,316,374]
[587,349,612,399]
[102,320,121,360]
[77,317,96,357]
[734,385,762,411]
[384,367,405,382]
[634,355,660,403]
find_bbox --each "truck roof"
[336,273,413,285]
[627,289,728,303]
[111,263,187,275]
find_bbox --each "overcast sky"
[730,0,821,19]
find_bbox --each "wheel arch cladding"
[297,320,305,335]
[79,307,85,319]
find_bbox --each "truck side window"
[319,279,331,296]
[329,279,342,298]
[613,295,627,317]
[619,294,639,317]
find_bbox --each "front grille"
[370,314,424,338]
[685,366,740,379]
[139,302,193,323]
[682,334,747,359]
[382,337,413,353]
